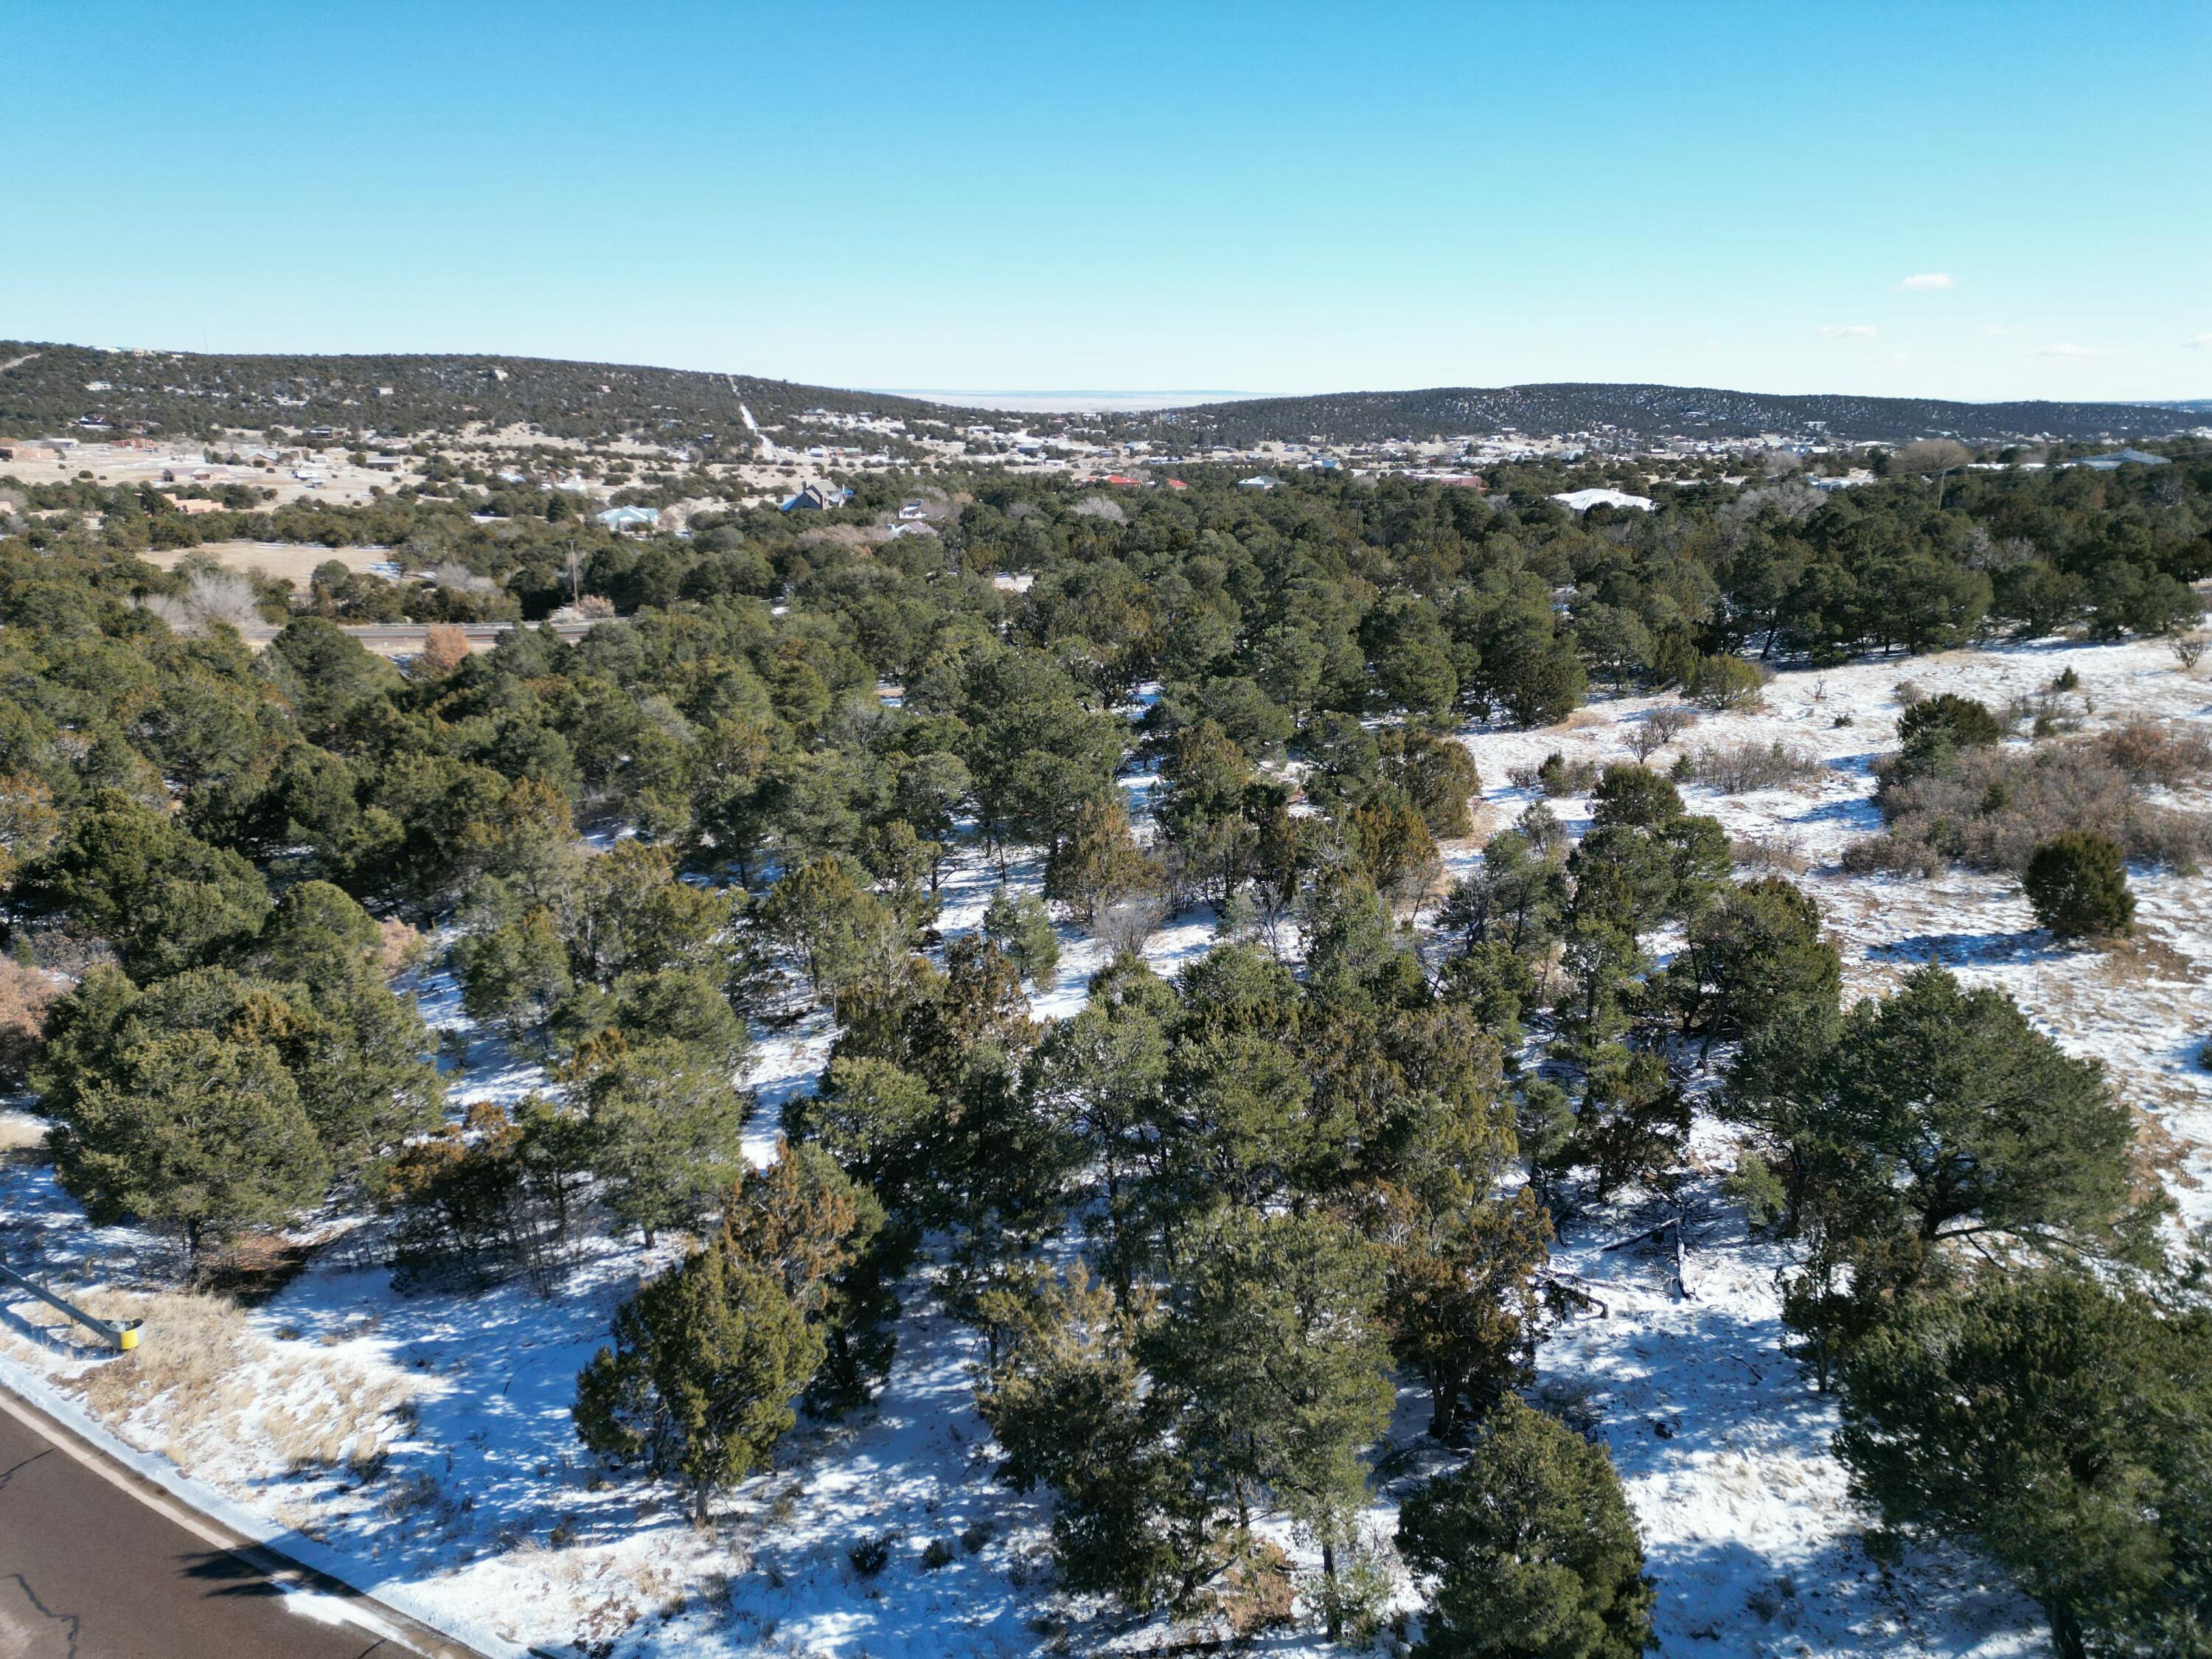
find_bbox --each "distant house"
[1551,487,1654,513]
[1165,478,1189,490]
[364,453,408,472]
[595,505,662,534]
[898,498,931,520]
[2075,448,2171,470]
[1102,473,1142,487]
[552,473,591,493]
[1237,475,1279,490]
[779,482,852,512]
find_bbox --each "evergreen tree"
[44,1024,329,1259]
[456,896,574,1041]
[1044,791,1152,926]
[1378,1186,1552,1438]
[564,1034,749,1242]
[1380,728,1483,839]
[1156,720,1257,910]
[1397,1399,1656,1659]
[1834,1270,2212,1659]
[1024,959,1173,1292]
[974,1262,1202,1610]
[795,1055,943,1215]
[755,855,906,1008]
[720,1141,894,1413]
[981,888,1060,990]
[574,1244,822,1524]
[567,839,731,986]
[1149,1207,1394,1633]
[1769,964,2134,1257]
[15,790,271,979]
[2023,831,2135,942]
[1661,876,1842,1046]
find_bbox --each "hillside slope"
[0,342,943,445]
[1119,380,2206,446]
[3,341,2199,449]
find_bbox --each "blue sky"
[5,1,2208,401]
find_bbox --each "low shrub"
[1874,739,2212,874]
[1840,832,1945,877]
[1509,751,1599,797]
[1731,835,1810,874]
[2093,721,2212,788]
[1627,705,1697,762]
[1689,740,1823,794]
[1688,654,1766,710]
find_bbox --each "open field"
[138,540,397,585]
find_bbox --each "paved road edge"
[0,1360,515,1659]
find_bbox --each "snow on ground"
[0,638,2205,1655]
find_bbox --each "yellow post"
[117,1326,139,1352]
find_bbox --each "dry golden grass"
[69,1289,415,1477]
[74,1290,256,1427]
[0,1112,50,1155]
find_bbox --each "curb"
[0,1373,504,1659]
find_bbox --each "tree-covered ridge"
[0,340,943,445]
[7,339,2201,448]
[1105,381,2205,446]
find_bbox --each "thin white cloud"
[2186,332,2212,349]
[2035,342,2122,358]
[1819,324,1878,338]
[1899,272,1955,291]
[1980,322,2023,336]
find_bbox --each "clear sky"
[5,1,2208,403]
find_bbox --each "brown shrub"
[1731,835,1811,874]
[415,623,470,678]
[375,917,427,978]
[1840,832,1945,877]
[1213,1536,1296,1639]
[1689,740,1823,794]
[1875,740,2212,873]
[0,959,64,1086]
[2093,722,2212,789]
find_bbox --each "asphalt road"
[0,1399,400,1658]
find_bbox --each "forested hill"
[0,341,943,445]
[1117,382,2207,447]
[6,340,2202,451]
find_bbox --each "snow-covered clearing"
[0,637,2205,1657]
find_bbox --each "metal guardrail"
[0,1264,140,1351]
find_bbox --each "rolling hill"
[0,342,944,448]
[1,342,2200,450]
[1113,382,2208,447]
